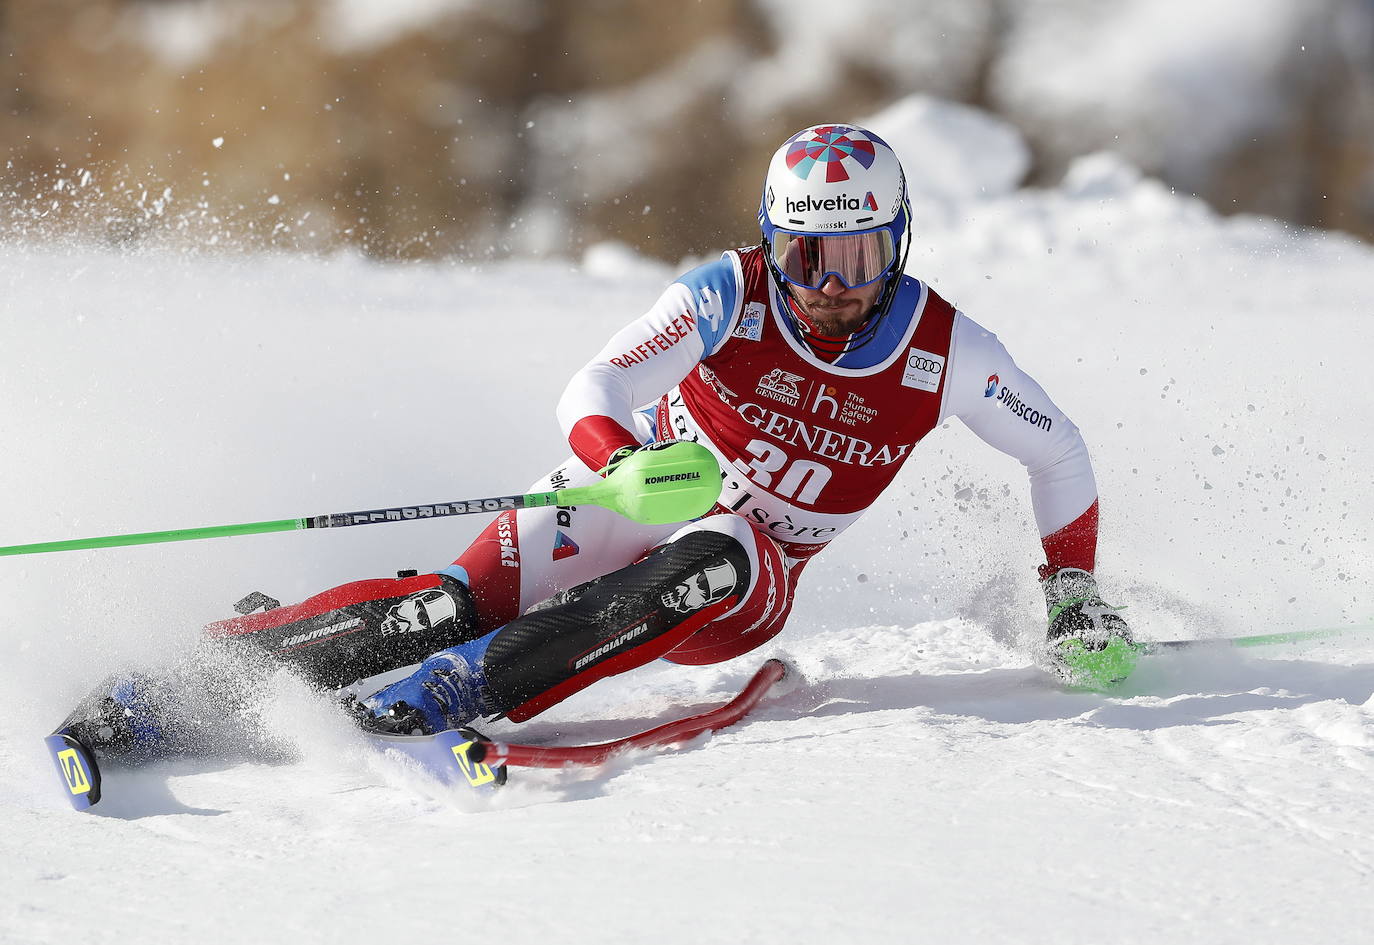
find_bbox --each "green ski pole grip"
[561,441,723,525]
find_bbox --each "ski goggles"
[768,228,897,290]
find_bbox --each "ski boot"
[346,636,493,736]
[52,647,271,760]
[1041,567,1139,688]
[47,661,256,809]
[54,673,179,760]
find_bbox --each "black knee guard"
[481,530,752,721]
[205,572,480,689]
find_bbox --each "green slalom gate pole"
[0,442,723,558]
[1148,625,1374,651]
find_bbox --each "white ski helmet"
[758,124,911,348]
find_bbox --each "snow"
[131,1,300,68]
[740,0,997,119]
[992,0,1321,184]
[523,38,749,201]
[864,94,1032,203]
[581,241,674,282]
[3,154,1374,944]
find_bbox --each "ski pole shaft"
[0,441,724,557]
[0,492,561,558]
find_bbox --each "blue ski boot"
[349,636,492,736]
[59,663,245,761]
[57,673,175,759]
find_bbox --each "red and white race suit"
[447,245,1099,664]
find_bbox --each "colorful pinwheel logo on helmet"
[785,126,877,183]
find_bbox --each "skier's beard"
[791,294,873,338]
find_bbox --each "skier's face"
[787,275,883,337]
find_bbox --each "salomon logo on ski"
[44,732,103,811]
[57,748,91,794]
[451,739,498,787]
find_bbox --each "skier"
[332,120,1138,734]
[85,124,1136,754]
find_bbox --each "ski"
[44,659,789,810]
[45,729,103,811]
[1144,625,1374,652]
[365,658,790,791]
[47,622,1370,811]
[365,726,509,793]
[43,675,140,813]
[1053,625,1374,689]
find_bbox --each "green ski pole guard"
[570,441,723,526]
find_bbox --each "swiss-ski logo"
[552,530,580,561]
[497,515,519,569]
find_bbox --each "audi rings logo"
[901,347,946,393]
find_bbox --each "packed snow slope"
[2,159,1373,945]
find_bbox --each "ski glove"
[1040,567,1138,687]
[600,445,639,477]
[599,440,690,478]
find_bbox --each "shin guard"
[482,530,751,722]
[204,573,479,689]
